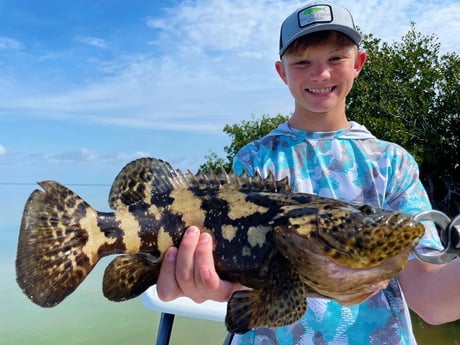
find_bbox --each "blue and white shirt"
[231,121,442,345]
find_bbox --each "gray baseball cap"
[279,2,361,56]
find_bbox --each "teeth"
[308,87,332,94]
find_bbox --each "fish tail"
[16,181,100,307]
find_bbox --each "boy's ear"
[275,60,288,85]
[354,50,367,77]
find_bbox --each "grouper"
[16,157,424,334]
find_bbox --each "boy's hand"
[156,226,241,303]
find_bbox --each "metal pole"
[155,313,175,345]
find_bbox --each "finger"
[156,246,182,301]
[194,232,215,288]
[195,232,241,302]
[175,226,201,291]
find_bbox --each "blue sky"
[0,0,459,188]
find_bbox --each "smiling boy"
[276,34,365,132]
[156,2,460,344]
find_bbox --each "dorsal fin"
[108,157,185,210]
[108,157,292,210]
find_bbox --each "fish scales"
[15,157,425,334]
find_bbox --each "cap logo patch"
[298,5,333,27]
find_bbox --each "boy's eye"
[295,60,310,66]
[329,56,343,62]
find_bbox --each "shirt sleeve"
[384,145,443,257]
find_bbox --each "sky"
[0,0,459,190]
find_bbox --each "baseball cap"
[279,2,361,56]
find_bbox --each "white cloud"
[0,145,6,156]
[44,147,98,162]
[411,3,460,53]
[147,0,304,58]
[37,147,153,167]
[0,36,23,50]
[1,0,459,135]
[343,0,460,53]
[76,36,109,49]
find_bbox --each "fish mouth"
[302,246,412,305]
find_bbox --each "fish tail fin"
[16,181,99,307]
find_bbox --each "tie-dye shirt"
[231,121,442,345]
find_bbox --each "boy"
[157,2,460,344]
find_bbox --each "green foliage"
[200,114,289,172]
[348,24,459,215]
[201,151,228,173]
[349,25,437,160]
[203,24,459,215]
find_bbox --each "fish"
[16,157,425,334]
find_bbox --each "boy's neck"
[289,109,349,132]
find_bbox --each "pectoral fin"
[102,254,160,301]
[225,267,308,334]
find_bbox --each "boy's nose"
[310,65,331,81]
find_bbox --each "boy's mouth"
[307,87,334,94]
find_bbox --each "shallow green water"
[412,312,460,345]
[1,257,226,345]
[3,259,459,345]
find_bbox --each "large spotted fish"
[16,157,424,334]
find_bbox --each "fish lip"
[297,246,412,304]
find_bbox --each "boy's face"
[275,34,366,119]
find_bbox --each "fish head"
[317,203,425,267]
[276,202,425,268]
[273,202,425,304]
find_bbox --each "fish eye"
[359,205,375,215]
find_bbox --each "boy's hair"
[282,30,357,57]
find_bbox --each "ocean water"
[1,184,459,344]
[0,258,226,344]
